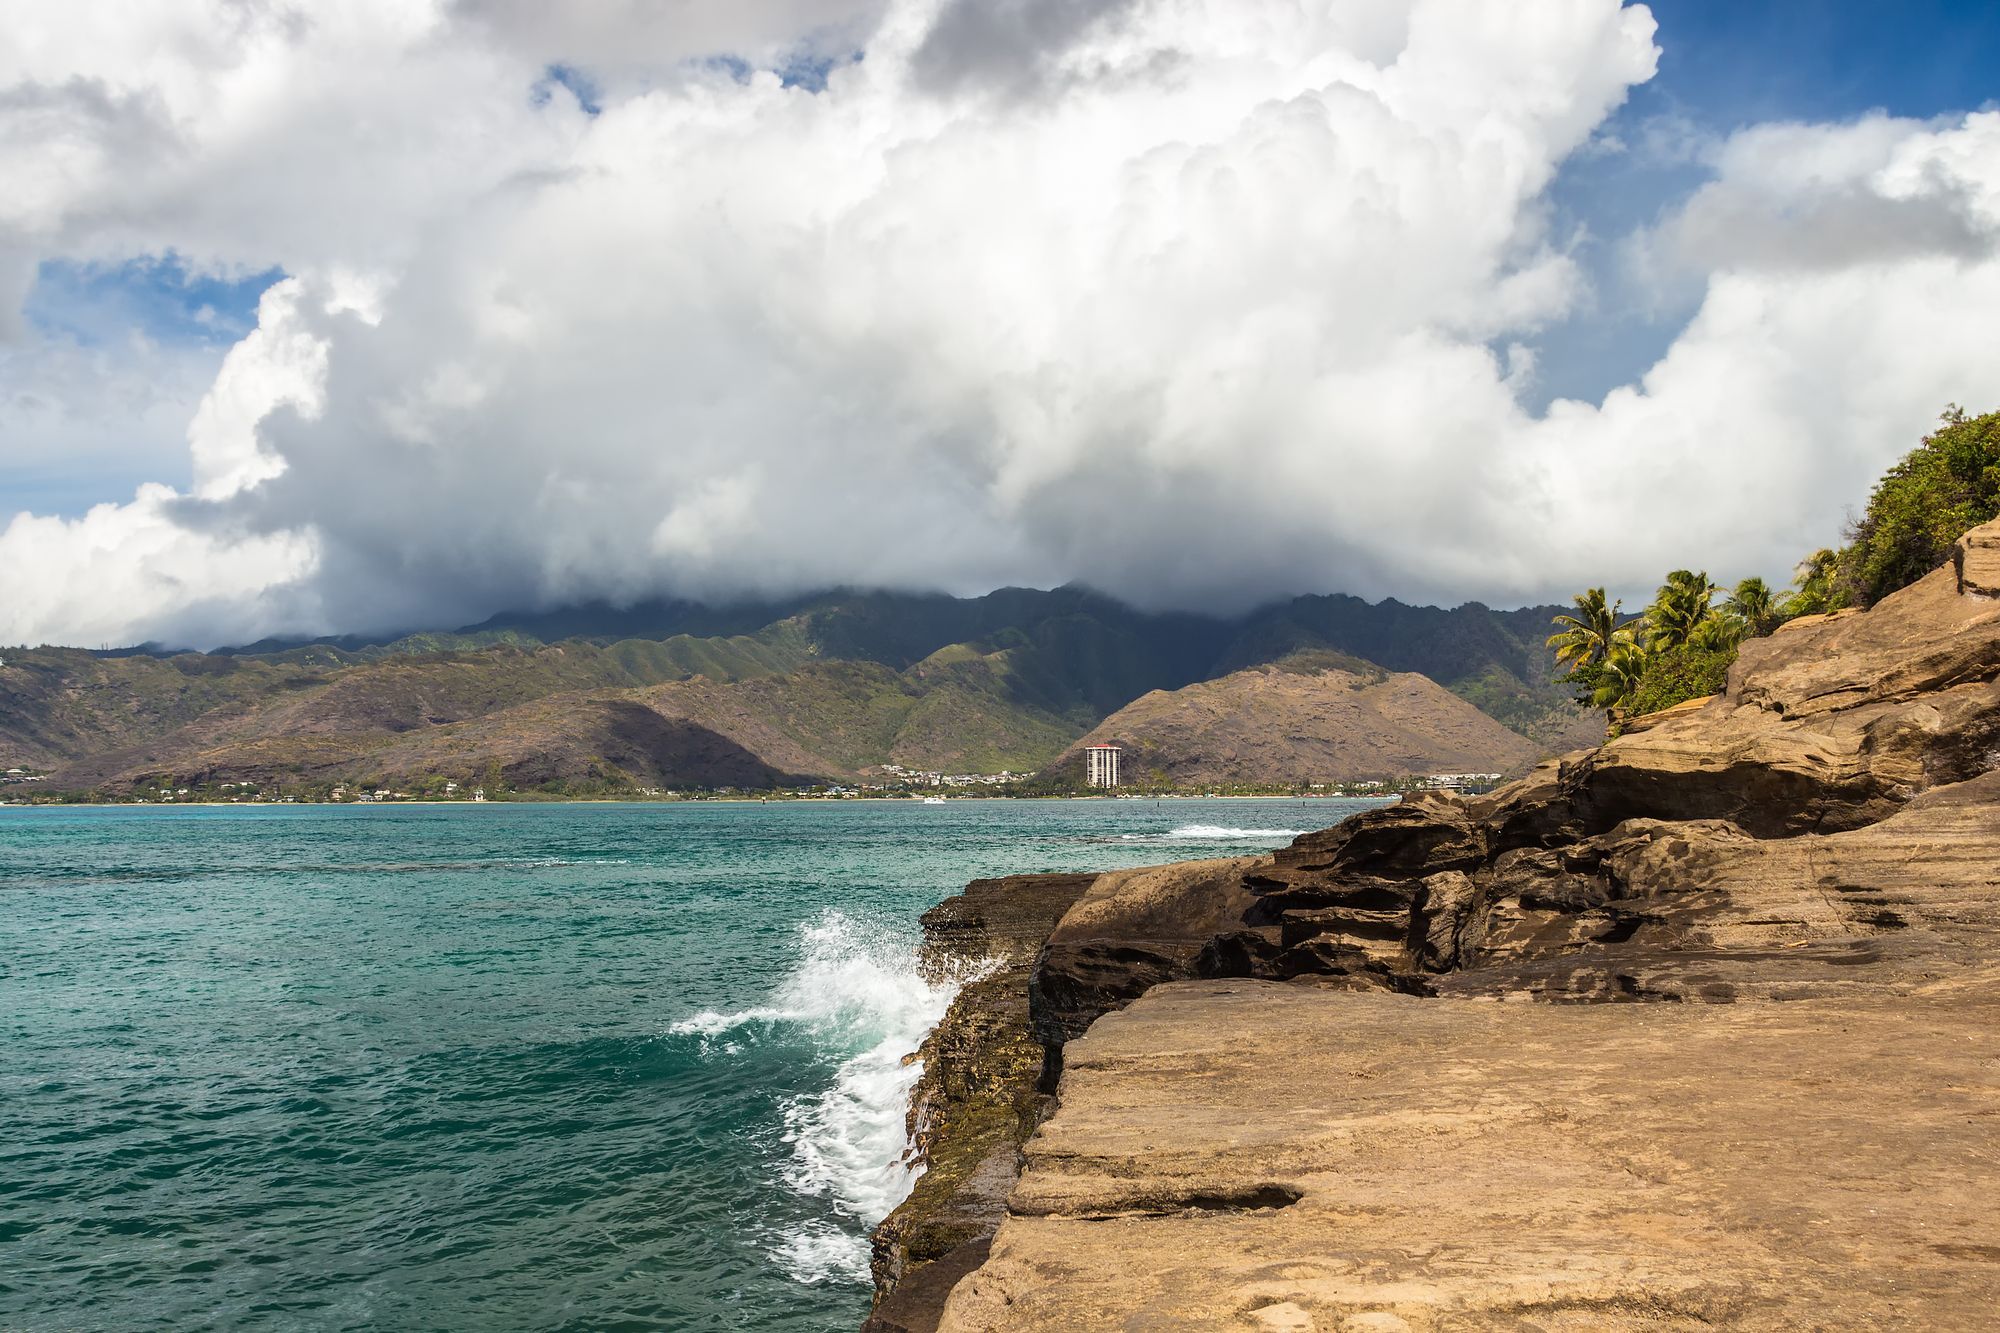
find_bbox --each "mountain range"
[0,586,1598,795]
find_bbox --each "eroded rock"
[867,873,1096,1330]
[1033,857,1264,1056]
[875,520,2000,1331]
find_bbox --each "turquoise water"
[0,798,1378,1331]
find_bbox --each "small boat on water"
[921,795,947,804]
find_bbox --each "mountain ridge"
[0,586,1595,794]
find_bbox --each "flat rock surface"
[939,980,2000,1332]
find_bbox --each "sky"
[2,0,1998,649]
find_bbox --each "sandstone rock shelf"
[942,980,2000,1330]
[872,519,2000,1332]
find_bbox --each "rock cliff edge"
[874,521,2000,1331]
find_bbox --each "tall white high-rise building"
[1084,744,1121,788]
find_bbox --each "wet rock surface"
[874,521,2000,1330]
[865,873,1095,1333]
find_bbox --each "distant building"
[1421,772,1503,791]
[1084,744,1121,789]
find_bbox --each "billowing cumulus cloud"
[2,0,1998,648]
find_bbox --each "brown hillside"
[1049,662,1543,786]
[39,654,1083,792]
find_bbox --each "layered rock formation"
[875,520,2000,1330]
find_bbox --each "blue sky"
[25,254,279,350]
[1529,0,2000,407]
[1640,0,2000,128]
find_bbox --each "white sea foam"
[669,910,971,1049]
[673,909,990,1285]
[505,856,633,868]
[769,1219,873,1286]
[1121,823,1307,841]
[668,1004,792,1037]
[781,1023,932,1219]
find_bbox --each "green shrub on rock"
[1842,406,2000,606]
[1782,548,1851,619]
[1624,643,1736,717]
[1552,406,1998,726]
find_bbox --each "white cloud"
[185,278,332,500]
[1521,111,2000,592]
[452,0,889,89]
[0,0,590,274]
[1,0,1997,648]
[0,484,316,649]
[1654,114,1995,275]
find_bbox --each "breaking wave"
[1121,823,1308,841]
[671,909,988,1286]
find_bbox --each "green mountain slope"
[2,586,1592,794]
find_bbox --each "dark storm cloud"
[909,0,1146,97]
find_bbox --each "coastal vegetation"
[1554,407,2000,723]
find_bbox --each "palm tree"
[1646,570,1720,651]
[1688,613,1745,654]
[1783,548,1850,619]
[1724,576,1780,638]
[1591,640,1649,713]
[1546,588,1623,674]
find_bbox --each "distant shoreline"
[1,792,1402,811]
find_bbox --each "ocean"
[0,797,1382,1331]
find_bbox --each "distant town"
[0,748,1508,806]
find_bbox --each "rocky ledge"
[865,872,1096,1333]
[872,520,2000,1330]
[944,978,2000,1329]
